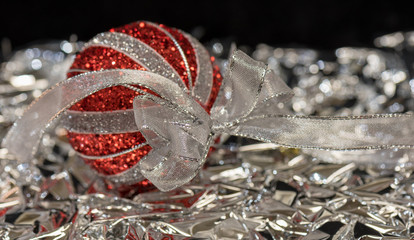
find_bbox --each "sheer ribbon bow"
[3,50,414,191]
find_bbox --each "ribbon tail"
[210,50,414,151]
[229,114,414,150]
[211,50,269,122]
[304,148,414,167]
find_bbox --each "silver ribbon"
[3,50,414,191]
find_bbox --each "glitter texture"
[68,46,146,112]
[67,46,147,176]
[67,132,146,156]
[208,60,223,112]
[69,46,146,73]
[159,23,198,86]
[84,145,152,175]
[65,21,222,177]
[110,21,197,88]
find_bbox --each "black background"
[1,0,414,51]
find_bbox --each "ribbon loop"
[211,50,268,123]
[133,84,212,191]
[211,50,293,131]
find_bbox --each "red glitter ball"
[66,21,223,177]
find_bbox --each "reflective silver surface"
[1,32,414,239]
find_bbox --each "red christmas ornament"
[65,21,222,178]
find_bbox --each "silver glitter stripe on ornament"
[61,85,174,134]
[146,21,194,92]
[77,142,147,185]
[86,31,186,90]
[184,32,214,106]
[76,142,148,160]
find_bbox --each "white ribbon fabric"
[3,50,414,191]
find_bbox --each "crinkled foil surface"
[1,33,414,239]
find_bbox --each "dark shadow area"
[1,0,414,50]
